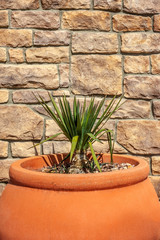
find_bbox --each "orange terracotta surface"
[0,154,160,240]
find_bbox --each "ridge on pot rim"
[9,154,149,191]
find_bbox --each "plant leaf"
[70,135,79,161]
[89,142,101,172]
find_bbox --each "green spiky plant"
[35,94,122,173]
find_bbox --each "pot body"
[0,154,160,240]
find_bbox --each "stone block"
[154,15,160,31]
[0,10,8,27]
[11,142,40,157]
[151,54,160,74]
[94,0,121,11]
[12,90,50,103]
[153,101,160,119]
[9,48,24,63]
[124,56,150,73]
[0,48,6,62]
[0,0,39,9]
[0,141,8,158]
[152,156,160,175]
[41,0,90,9]
[124,0,160,14]
[0,90,9,103]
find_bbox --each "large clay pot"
[0,154,160,240]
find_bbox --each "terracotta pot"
[0,154,160,240]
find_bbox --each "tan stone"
[52,90,70,96]
[0,10,8,27]
[124,56,150,73]
[12,90,50,103]
[124,75,160,99]
[0,159,17,182]
[26,47,69,63]
[0,141,8,157]
[11,11,60,29]
[0,65,59,89]
[41,0,90,9]
[149,176,160,198]
[117,120,160,154]
[0,183,6,196]
[11,142,40,157]
[113,14,151,32]
[46,120,67,141]
[9,49,24,63]
[151,54,160,74]
[99,121,116,140]
[0,48,6,62]
[43,141,71,154]
[94,0,121,11]
[152,156,160,175]
[32,105,50,117]
[0,90,9,103]
[0,29,32,47]
[121,33,160,53]
[0,106,44,140]
[62,11,110,31]
[154,15,160,31]
[153,101,160,119]
[71,55,122,95]
[92,141,128,154]
[34,31,71,46]
[124,0,160,14]
[59,64,70,88]
[0,0,39,9]
[72,32,118,53]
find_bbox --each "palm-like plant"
[36,94,122,173]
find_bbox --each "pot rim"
[9,154,149,191]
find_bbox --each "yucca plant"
[35,94,122,173]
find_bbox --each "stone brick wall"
[0,0,160,198]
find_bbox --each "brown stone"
[26,47,69,63]
[0,90,9,103]
[151,54,160,74]
[154,15,160,31]
[0,183,6,196]
[0,48,6,62]
[0,159,17,182]
[0,141,8,157]
[41,0,90,9]
[34,31,71,46]
[0,10,8,27]
[152,156,160,175]
[124,75,160,99]
[11,142,40,157]
[149,176,160,198]
[99,121,116,140]
[43,141,71,154]
[0,29,32,47]
[59,64,70,88]
[94,0,121,11]
[46,120,67,141]
[12,90,50,103]
[11,11,60,29]
[0,65,59,89]
[71,55,122,95]
[72,32,118,53]
[9,48,24,63]
[124,0,160,14]
[0,105,43,140]
[62,11,110,31]
[121,33,160,53]
[153,101,160,119]
[0,0,39,9]
[117,120,160,154]
[124,56,150,73]
[113,14,151,32]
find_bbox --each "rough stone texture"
[99,121,116,140]
[0,29,32,47]
[46,120,67,141]
[113,14,151,32]
[62,11,110,31]
[41,0,90,9]
[153,101,160,119]
[124,56,150,73]
[0,106,43,140]
[12,90,50,103]
[152,156,160,175]
[0,65,59,89]
[0,10,8,27]
[0,141,8,157]
[11,11,60,29]
[151,54,160,74]
[124,0,160,14]
[149,176,160,198]
[71,55,122,95]
[26,47,69,63]
[0,90,9,103]
[72,32,118,54]
[0,0,39,9]
[32,105,50,117]
[59,64,70,88]
[34,31,71,46]
[0,183,6,196]
[94,0,121,11]
[9,49,24,63]
[124,75,160,99]
[117,120,160,154]
[52,89,70,96]
[0,159,17,182]
[0,48,6,62]
[11,142,40,157]
[43,141,71,154]
[93,141,128,154]
[121,33,160,53]
[154,15,160,32]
